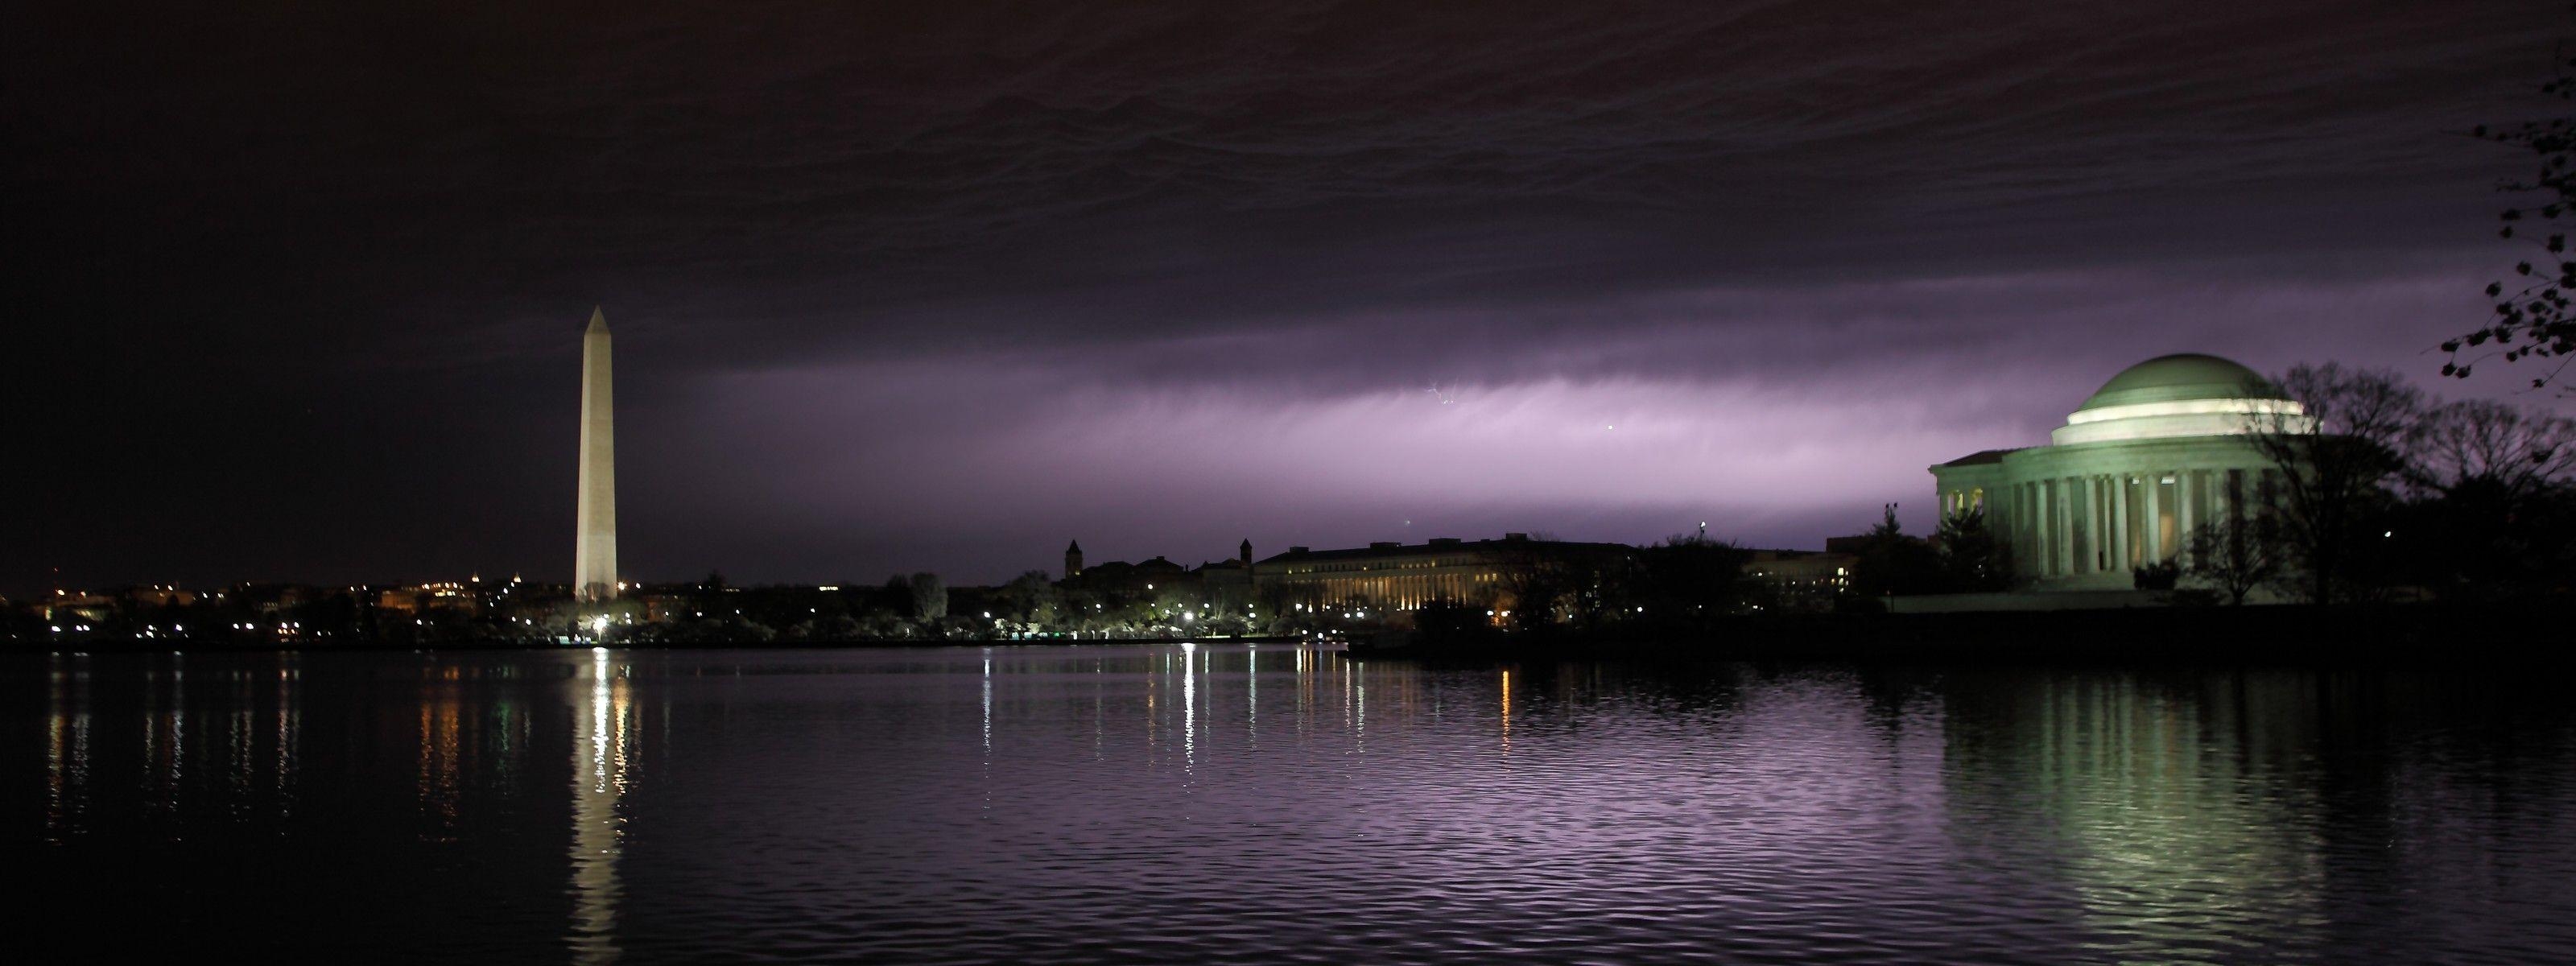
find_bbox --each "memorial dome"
[2052,353,2306,445]
[2076,353,2284,412]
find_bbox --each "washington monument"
[574,307,617,601]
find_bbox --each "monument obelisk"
[573,308,617,602]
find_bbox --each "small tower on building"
[1239,539,1253,568]
[1064,540,1084,579]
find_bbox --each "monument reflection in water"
[569,647,631,965]
[11,645,2575,964]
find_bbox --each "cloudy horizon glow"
[8,1,2573,592]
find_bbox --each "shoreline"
[9,604,2566,668]
[3,634,1323,655]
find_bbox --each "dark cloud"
[5,1,2565,591]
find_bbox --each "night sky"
[6,1,2564,594]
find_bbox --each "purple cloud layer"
[6,1,2569,589]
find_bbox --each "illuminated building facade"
[1930,354,2307,589]
[1250,534,1624,611]
[1743,550,1854,611]
[376,582,482,617]
[123,585,198,608]
[37,591,117,623]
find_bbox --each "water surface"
[9,645,2574,964]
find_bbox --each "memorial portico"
[1930,354,2308,590]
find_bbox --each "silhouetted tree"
[2186,516,2287,606]
[993,571,1063,630]
[2389,399,2576,601]
[906,572,947,623]
[1617,533,1752,620]
[1492,539,1577,630]
[2245,365,2423,603]
[2462,41,2576,390]
[1934,506,2010,591]
[2409,398,2576,499]
[1849,504,1947,600]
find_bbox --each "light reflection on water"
[10,645,2576,964]
[568,646,630,965]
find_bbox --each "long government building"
[1247,535,1626,613]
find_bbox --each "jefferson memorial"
[1930,354,2309,589]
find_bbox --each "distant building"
[1742,550,1853,612]
[1250,533,1624,612]
[229,583,319,616]
[1059,554,1187,596]
[1930,354,2303,589]
[1191,539,1255,590]
[124,585,197,609]
[1063,540,1084,578]
[378,581,481,617]
[38,590,117,623]
[637,594,688,624]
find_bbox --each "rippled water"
[8,645,2575,964]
